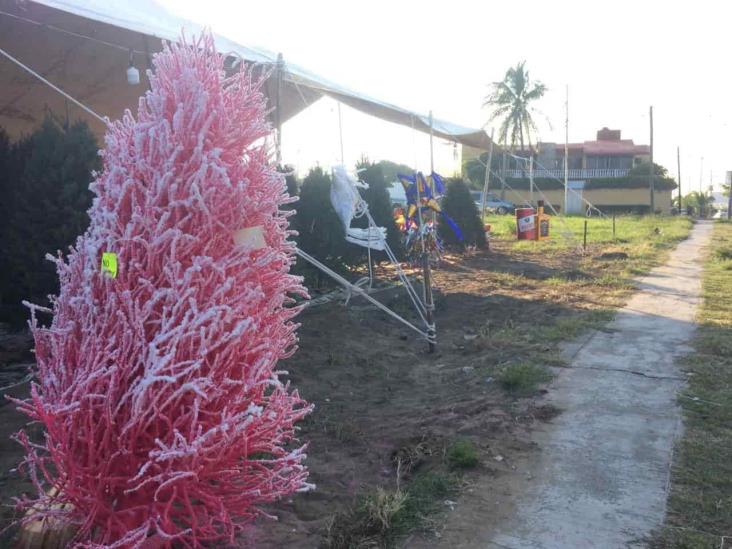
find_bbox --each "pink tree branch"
[11,32,311,548]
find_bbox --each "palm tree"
[484,61,546,153]
[684,191,711,217]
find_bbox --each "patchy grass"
[487,215,692,278]
[322,471,459,548]
[481,216,693,299]
[498,363,553,396]
[538,310,615,343]
[310,216,692,547]
[652,221,732,548]
[446,439,480,470]
[485,214,691,247]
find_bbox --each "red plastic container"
[516,207,537,240]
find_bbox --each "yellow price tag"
[101,252,118,278]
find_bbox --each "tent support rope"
[296,248,434,342]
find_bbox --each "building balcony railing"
[504,168,631,179]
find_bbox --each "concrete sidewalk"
[490,220,714,549]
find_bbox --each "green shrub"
[499,363,552,395]
[355,159,403,260]
[439,178,486,248]
[374,159,414,185]
[462,153,503,188]
[289,162,406,288]
[290,167,350,286]
[322,471,458,548]
[278,164,299,211]
[447,439,480,469]
[0,116,100,328]
[714,247,732,261]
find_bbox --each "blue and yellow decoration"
[394,171,463,262]
[396,171,463,241]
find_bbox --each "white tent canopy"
[0,0,493,150]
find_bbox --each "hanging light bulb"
[126,49,140,85]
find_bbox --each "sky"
[163,0,731,194]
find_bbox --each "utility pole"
[649,106,655,214]
[700,156,704,193]
[677,146,682,213]
[428,110,437,228]
[481,128,495,220]
[700,156,704,218]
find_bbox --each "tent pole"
[428,110,437,221]
[500,152,507,201]
[481,129,495,220]
[649,105,655,214]
[423,111,436,352]
[529,155,535,206]
[275,52,283,166]
[337,102,345,166]
[429,110,435,173]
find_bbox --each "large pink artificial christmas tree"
[12,34,311,548]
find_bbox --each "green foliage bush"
[463,153,503,188]
[438,178,486,248]
[0,116,100,328]
[290,166,349,286]
[447,439,480,469]
[498,363,552,395]
[279,164,299,211]
[373,159,413,185]
[289,162,404,288]
[355,160,403,259]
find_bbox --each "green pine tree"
[0,128,13,321]
[439,178,486,248]
[292,166,350,286]
[373,159,414,184]
[277,164,299,208]
[355,159,403,260]
[0,115,100,327]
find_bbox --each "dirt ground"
[0,239,640,547]
[247,239,633,548]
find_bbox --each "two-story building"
[519,127,649,174]
[464,128,674,214]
